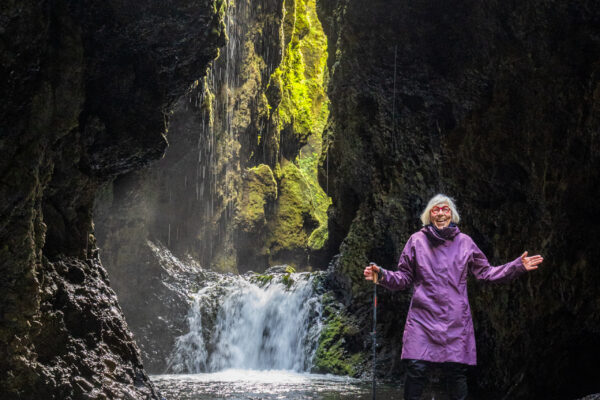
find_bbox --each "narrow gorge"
[2,0,599,399]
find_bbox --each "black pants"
[403,359,468,400]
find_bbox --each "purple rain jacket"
[377,224,527,365]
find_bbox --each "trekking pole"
[370,262,378,400]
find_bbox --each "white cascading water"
[166,0,327,377]
[167,271,324,374]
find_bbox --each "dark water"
[151,369,412,400]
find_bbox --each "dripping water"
[192,0,248,264]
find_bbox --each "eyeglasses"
[431,206,451,215]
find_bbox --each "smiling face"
[430,203,452,229]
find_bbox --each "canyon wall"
[0,0,225,397]
[318,0,600,398]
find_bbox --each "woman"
[364,194,543,400]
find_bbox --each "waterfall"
[167,269,324,374]
[162,0,331,374]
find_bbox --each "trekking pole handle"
[369,262,379,284]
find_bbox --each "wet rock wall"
[0,0,225,398]
[317,0,600,398]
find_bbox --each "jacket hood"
[421,223,460,246]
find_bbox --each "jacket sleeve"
[468,241,527,283]
[377,237,415,291]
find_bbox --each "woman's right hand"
[363,263,380,281]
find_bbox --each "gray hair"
[420,194,460,226]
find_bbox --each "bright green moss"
[307,223,328,249]
[282,273,294,288]
[229,0,331,263]
[264,0,331,255]
[252,273,274,286]
[285,265,296,274]
[235,164,277,233]
[275,0,329,143]
[267,162,313,252]
[282,265,297,288]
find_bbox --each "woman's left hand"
[521,251,544,271]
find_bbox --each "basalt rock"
[318,0,600,398]
[0,0,225,398]
[29,257,161,399]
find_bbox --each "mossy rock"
[213,0,332,270]
[312,306,364,376]
[251,273,274,286]
[307,223,328,249]
[235,164,277,233]
[267,162,315,253]
[269,0,330,153]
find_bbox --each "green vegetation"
[276,0,329,142]
[285,265,296,274]
[282,265,296,287]
[263,0,331,259]
[267,162,314,253]
[252,273,274,286]
[298,142,331,250]
[312,299,364,376]
[235,164,278,232]
[224,0,332,267]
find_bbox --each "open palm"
[521,251,544,271]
